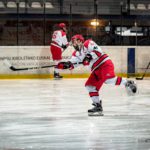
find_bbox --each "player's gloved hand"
[62,44,67,49]
[57,61,74,70]
[83,54,92,66]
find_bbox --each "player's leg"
[85,86,103,116]
[105,77,137,94]
[85,72,104,116]
[50,45,63,79]
[53,60,63,79]
[103,60,137,94]
[105,76,127,86]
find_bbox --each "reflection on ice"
[0,79,149,150]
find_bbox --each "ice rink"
[0,78,149,150]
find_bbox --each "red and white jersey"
[51,30,68,47]
[70,39,110,72]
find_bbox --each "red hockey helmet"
[71,34,84,43]
[58,23,66,28]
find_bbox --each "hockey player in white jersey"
[50,23,69,79]
[57,34,137,116]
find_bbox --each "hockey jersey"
[51,30,68,47]
[70,39,110,72]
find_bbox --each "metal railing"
[0,0,149,46]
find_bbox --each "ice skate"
[125,80,137,95]
[54,72,63,79]
[88,102,103,116]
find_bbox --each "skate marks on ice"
[0,79,149,150]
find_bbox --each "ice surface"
[0,79,149,150]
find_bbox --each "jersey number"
[52,32,57,39]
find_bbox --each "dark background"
[0,0,149,46]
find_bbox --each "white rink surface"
[0,79,150,150]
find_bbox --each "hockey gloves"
[83,54,92,66]
[62,43,69,50]
[57,61,74,70]
[62,44,67,49]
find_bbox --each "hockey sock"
[86,86,101,104]
[105,76,127,86]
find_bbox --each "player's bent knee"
[85,85,97,92]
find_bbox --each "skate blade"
[88,112,104,116]
[53,78,63,80]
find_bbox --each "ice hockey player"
[56,34,137,116]
[50,23,69,79]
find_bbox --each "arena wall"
[0,46,149,79]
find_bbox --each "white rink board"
[0,46,89,75]
[0,46,149,75]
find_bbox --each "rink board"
[0,46,149,79]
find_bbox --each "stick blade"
[10,66,18,71]
[3,59,18,71]
[136,77,143,80]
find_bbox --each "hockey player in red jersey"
[50,23,69,79]
[57,34,137,116]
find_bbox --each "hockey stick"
[4,59,82,71]
[136,62,150,80]
[4,59,56,71]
